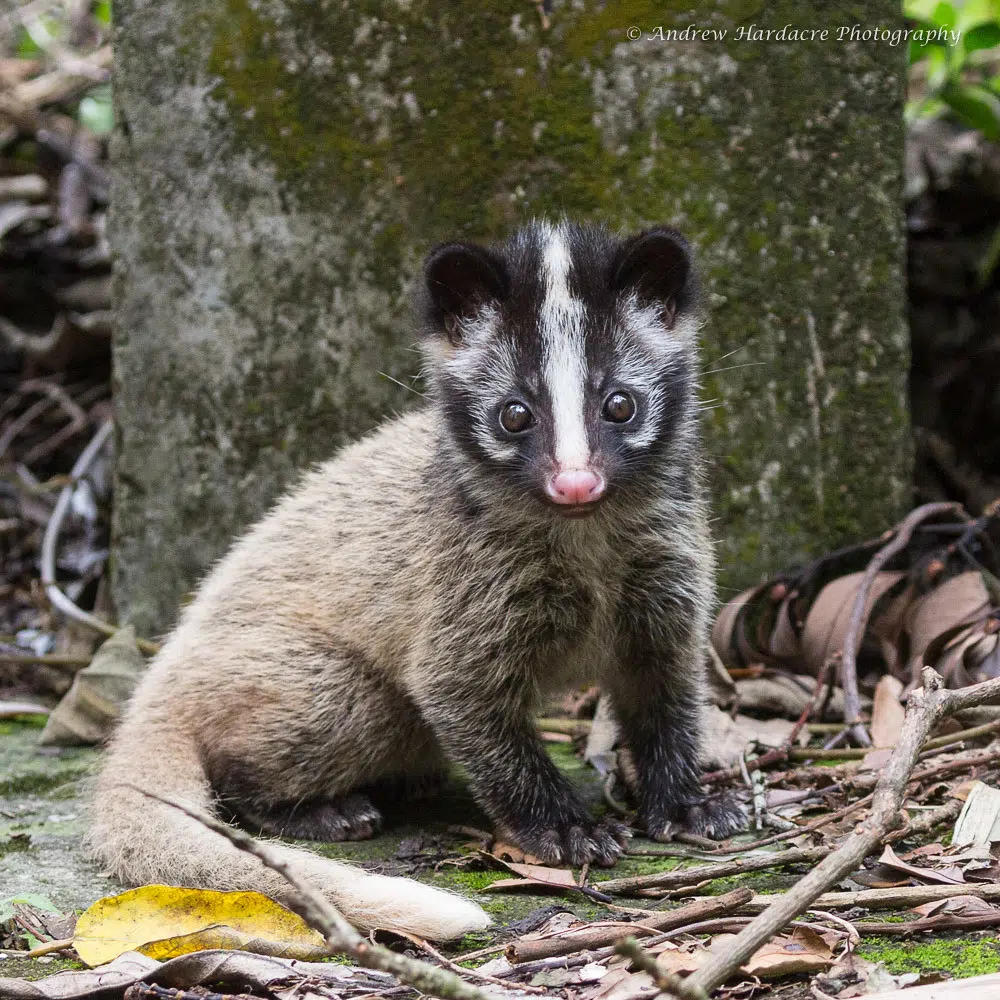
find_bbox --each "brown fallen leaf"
[904,572,991,681]
[911,894,1000,918]
[655,946,708,977]
[580,966,656,1000]
[877,844,965,885]
[740,925,834,977]
[702,704,795,767]
[801,571,905,676]
[480,856,579,893]
[730,673,848,720]
[39,626,144,746]
[490,842,547,865]
[851,866,913,890]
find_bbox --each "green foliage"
[905,0,1000,137]
[0,894,60,924]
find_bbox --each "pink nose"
[546,470,606,506]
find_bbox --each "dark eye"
[602,391,636,423]
[499,401,534,433]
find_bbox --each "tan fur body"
[89,221,742,941]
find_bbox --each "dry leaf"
[731,673,848,719]
[0,948,369,1000]
[39,626,144,746]
[801,572,905,675]
[655,947,709,976]
[953,780,1000,848]
[73,885,325,966]
[911,894,1000,917]
[870,675,905,747]
[702,704,795,766]
[904,572,991,681]
[877,844,965,885]
[740,926,833,977]
[481,858,579,894]
[711,587,760,669]
[584,694,618,776]
[580,967,656,1000]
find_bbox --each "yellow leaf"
[74,885,326,967]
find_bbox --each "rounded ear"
[424,242,509,342]
[610,228,694,329]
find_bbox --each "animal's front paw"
[645,790,748,842]
[505,817,630,866]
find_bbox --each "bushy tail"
[85,728,490,940]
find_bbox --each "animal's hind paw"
[241,792,383,842]
[647,789,748,842]
[509,817,631,867]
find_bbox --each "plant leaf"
[73,885,326,967]
[941,83,1000,139]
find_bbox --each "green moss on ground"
[0,957,84,980]
[858,938,1000,979]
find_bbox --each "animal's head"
[420,220,702,517]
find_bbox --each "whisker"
[379,371,427,397]
[702,361,767,376]
[703,345,748,367]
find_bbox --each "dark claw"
[513,817,629,866]
[645,789,748,842]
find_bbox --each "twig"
[394,932,547,994]
[836,502,964,746]
[123,985,259,1000]
[0,700,50,718]
[694,792,874,856]
[685,669,1000,994]
[921,717,1000,750]
[536,717,592,735]
[886,798,962,841]
[38,420,159,656]
[24,937,74,957]
[136,789,491,1000]
[847,741,1000,791]
[741,882,1000,913]
[593,845,828,896]
[504,887,752,963]
[614,936,707,1000]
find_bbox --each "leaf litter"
[5,508,1000,997]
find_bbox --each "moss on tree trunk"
[112,0,910,634]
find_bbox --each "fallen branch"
[835,502,963,747]
[848,741,1000,791]
[592,845,828,896]
[504,887,752,963]
[137,789,490,1000]
[685,669,1000,994]
[741,882,1000,913]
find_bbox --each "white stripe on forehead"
[540,225,590,469]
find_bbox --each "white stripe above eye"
[540,225,590,470]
